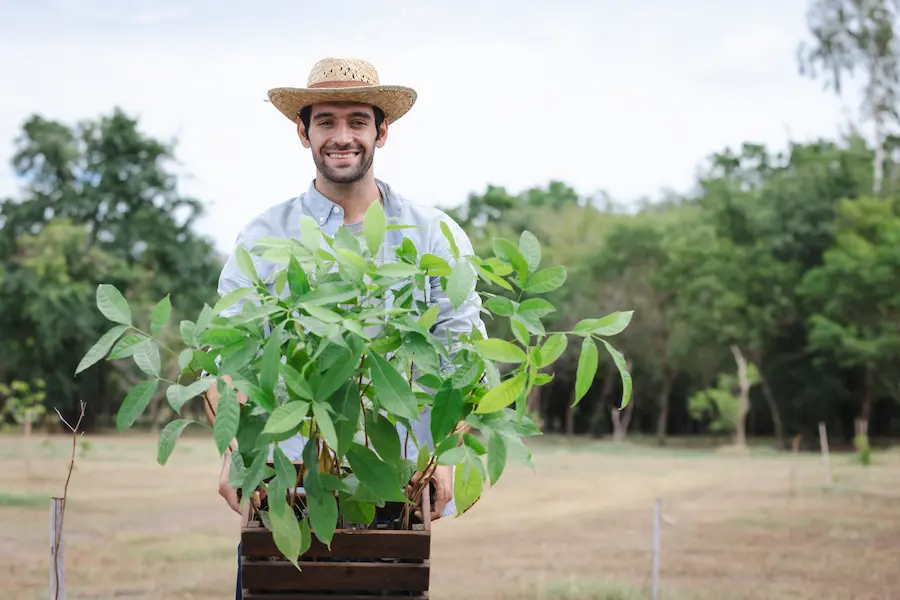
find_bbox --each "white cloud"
[0,1,858,255]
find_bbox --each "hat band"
[308,80,376,89]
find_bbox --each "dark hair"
[298,104,386,139]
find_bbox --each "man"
[204,57,485,528]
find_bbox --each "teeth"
[328,152,357,158]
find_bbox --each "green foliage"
[688,363,761,435]
[0,379,47,428]
[0,109,222,423]
[77,200,634,564]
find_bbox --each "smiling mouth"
[326,151,360,159]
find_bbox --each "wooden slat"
[241,560,430,592]
[241,528,430,560]
[242,594,427,600]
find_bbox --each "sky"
[0,0,866,255]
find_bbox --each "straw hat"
[267,57,417,125]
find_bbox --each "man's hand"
[409,464,453,522]
[218,451,242,514]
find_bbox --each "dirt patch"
[1,433,898,599]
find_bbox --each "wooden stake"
[50,497,65,600]
[818,422,832,486]
[651,498,661,600]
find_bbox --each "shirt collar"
[302,178,400,226]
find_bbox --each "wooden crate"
[240,483,432,599]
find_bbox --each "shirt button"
[334,206,342,213]
[318,216,325,223]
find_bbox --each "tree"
[0,108,222,427]
[798,195,900,445]
[798,0,900,194]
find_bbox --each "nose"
[331,122,354,147]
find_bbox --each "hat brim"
[267,85,417,125]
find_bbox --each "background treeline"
[3,0,900,454]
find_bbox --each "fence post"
[818,422,832,486]
[50,497,65,600]
[651,498,661,600]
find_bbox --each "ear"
[375,120,389,149]
[297,120,311,148]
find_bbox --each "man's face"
[299,102,387,184]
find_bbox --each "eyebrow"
[312,111,372,121]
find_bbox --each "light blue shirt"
[216,178,487,517]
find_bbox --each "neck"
[314,173,381,223]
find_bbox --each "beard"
[313,146,375,184]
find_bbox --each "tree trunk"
[731,344,750,448]
[611,360,634,441]
[656,366,671,447]
[759,372,786,449]
[565,390,575,436]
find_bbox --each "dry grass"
[1,432,899,599]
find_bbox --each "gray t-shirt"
[342,220,364,236]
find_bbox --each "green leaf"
[377,262,419,279]
[487,430,507,485]
[272,445,297,486]
[268,483,305,568]
[213,288,253,316]
[335,248,368,272]
[263,400,310,436]
[419,254,452,275]
[180,320,199,347]
[450,357,484,389]
[483,296,516,316]
[492,238,529,282]
[214,383,240,454]
[473,339,526,363]
[601,339,633,409]
[236,245,259,282]
[339,496,376,525]
[116,379,159,431]
[332,383,361,459]
[417,304,439,331]
[346,443,409,503]
[107,333,147,360]
[178,349,194,372]
[364,199,386,256]
[307,485,339,548]
[299,215,323,254]
[475,371,527,414]
[517,298,555,318]
[366,410,402,467]
[574,337,599,405]
[518,230,541,274]
[439,221,460,260]
[538,333,568,368]
[288,256,311,298]
[525,266,567,294]
[312,402,338,450]
[280,364,313,400]
[454,453,483,515]
[593,311,634,337]
[149,295,171,337]
[369,352,419,420]
[75,325,127,375]
[416,445,432,472]
[166,376,215,413]
[299,303,343,323]
[447,259,476,310]
[431,384,464,442]
[132,339,161,377]
[157,419,195,465]
[96,284,132,325]
[259,323,283,395]
[199,327,247,347]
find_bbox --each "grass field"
[1,431,899,600]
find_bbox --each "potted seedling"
[76,201,633,597]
